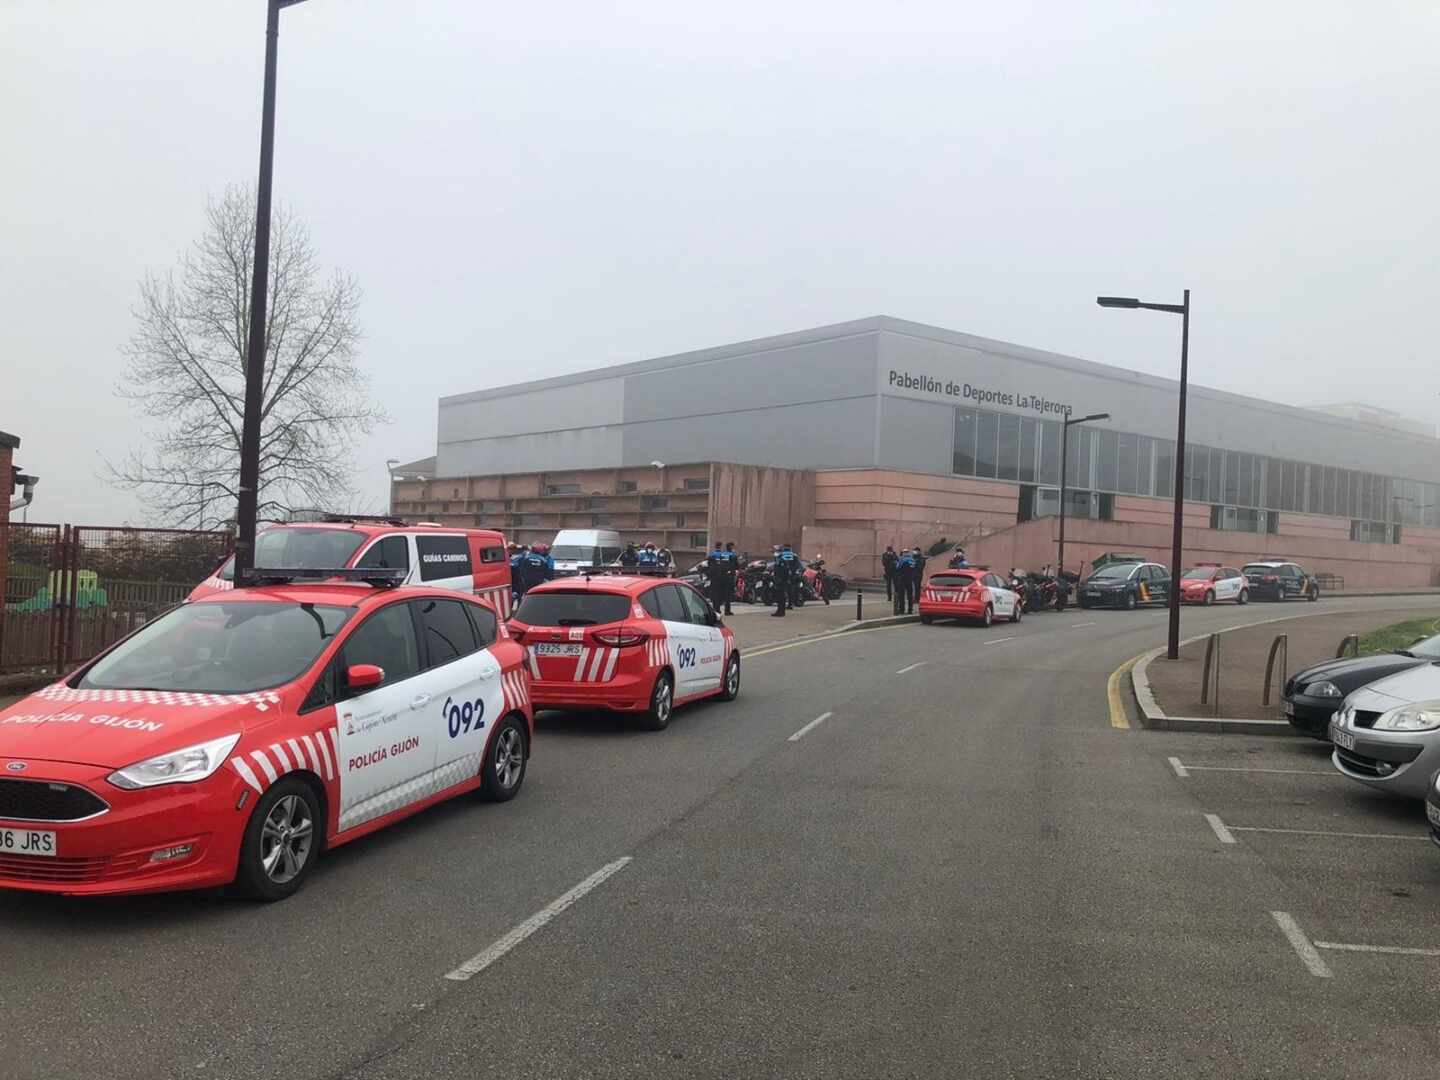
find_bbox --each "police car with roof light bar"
[0,566,533,900]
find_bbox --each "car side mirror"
[347,663,385,690]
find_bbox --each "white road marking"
[1204,813,1236,844]
[1232,825,1427,841]
[1168,756,1189,778]
[1314,941,1440,957]
[788,712,833,742]
[1271,911,1333,978]
[1072,622,1097,628]
[895,661,926,675]
[983,637,1015,646]
[1180,765,1339,776]
[444,857,633,982]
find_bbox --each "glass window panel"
[1188,445,1208,501]
[1252,457,1264,508]
[953,409,978,476]
[1117,433,1138,494]
[1018,418,1038,484]
[975,411,998,479]
[997,413,1021,481]
[1137,437,1154,497]
[1264,458,1281,509]
[1097,429,1119,492]
[1236,453,1253,507]
[1222,452,1240,505]
[1038,420,1061,486]
[1155,440,1174,499]
[1208,448,1224,504]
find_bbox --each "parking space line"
[1204,813,1236,844]
[1231,826,1427,841]
[1167,756,1189,778]
[444,857,633,982]
[895,661,926,675]
[787,711,833,742]
[983,637,1015,646]
[1270,911,1333,977]
[1314,941,1440,957]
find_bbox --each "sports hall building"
[390,317,1440,586]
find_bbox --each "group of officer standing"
[881,544,929,616]
[508,542,554,602]
[698,541,741,615]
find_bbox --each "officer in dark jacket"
[704,542,728,611]
[893,549,916,615]
[620,542,638,570]
[771,543,801,617]
[911,546,928,605]
[720,542,738,614]
[882,546,898,601]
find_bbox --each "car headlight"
[107,733,241,789]
[1306,681,1342,698]
[1373,702,1440,733]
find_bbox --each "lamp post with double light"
[1096,290,1190,659]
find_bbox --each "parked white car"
[1330,663,1440,799]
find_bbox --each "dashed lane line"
[1271,911,1333,978]
[983,637,1016,646]
[1071,621,1097,628]
[787,712,833,742]
[445,857,633,982]
[895,661,926,675]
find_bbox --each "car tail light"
[592,627,649,647]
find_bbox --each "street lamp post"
[1056,412,1111,581]
[234,0,311,586]
[1097,290,1191,659]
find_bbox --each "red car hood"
[0,685,281,769]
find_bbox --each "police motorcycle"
[804,558,846,601]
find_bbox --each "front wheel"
[480,716,528,801]
[233,777,321,902]
[718,654,741,701]
[1237,589,1249,605]
[641,671,675,731]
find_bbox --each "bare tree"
[110,185,386,528]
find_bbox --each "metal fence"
[1,524,231,676]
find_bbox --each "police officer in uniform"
[637,542,659,571]
[620,542,639,570]
[771,542,801,617]
[720,542,738,614]
[882,545,898,601]
[894,548,916,615]
[911,546,927,607]
[705,541,728,611]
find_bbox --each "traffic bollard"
[856,588,862,622]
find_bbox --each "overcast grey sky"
[4,1,1437,524]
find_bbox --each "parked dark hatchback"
[1284,633,1440,738]
[1242,561,1320,601]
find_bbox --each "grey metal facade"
[436,316,1440,523]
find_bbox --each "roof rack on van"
[319,513,410,527]
[247,567,407,588]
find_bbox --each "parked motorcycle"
[804,558,847,602]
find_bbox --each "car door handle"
[411,692,432,709]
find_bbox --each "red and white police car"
[192,517,514,615]
[918,567,1021,627]
[0,570,533,899]
[507,574,740,730]
[1178,563,1249,605]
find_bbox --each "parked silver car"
[1330,663,1440,799]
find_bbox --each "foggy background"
[4,0,1436,524]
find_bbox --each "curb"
[1128,607,1371,736]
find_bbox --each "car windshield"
[1398,634,1440,659]
[514,591,631,626]
[551,545,602,563]
[77,601,353,693]
[1182,568,1218,580]
[218,528,368,580]
[1090,564,1135,580]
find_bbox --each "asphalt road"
[4,595,1440,1079]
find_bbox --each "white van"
[550,529,624,575]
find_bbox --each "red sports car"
[0,578,532,899]
[508,575,740,729]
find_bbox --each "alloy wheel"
[494,726,525,791]
[260,794,314,885]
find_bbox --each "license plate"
[1332,728,1356,751]
[1428,803,1440,830]
[534,643,583,656]
[1283,700,1295,717]
[0,827,57,857]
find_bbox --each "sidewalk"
[1142,606,1436,722]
